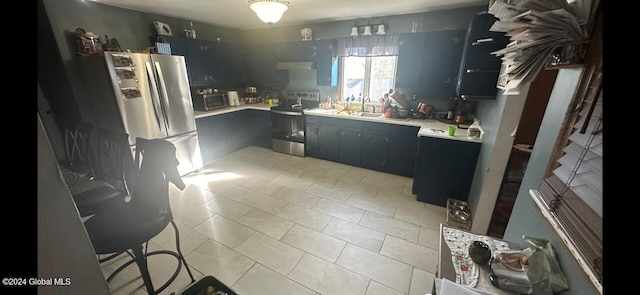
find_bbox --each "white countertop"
[304,108,482,143]
[195,106,482,143]
[194,103,271,119]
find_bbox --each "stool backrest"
[63,122,93,170]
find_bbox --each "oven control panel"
[286,90,320,101]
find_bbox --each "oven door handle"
[271,110,303,116]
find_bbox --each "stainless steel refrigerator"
[77,52,202,176]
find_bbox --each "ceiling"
[89,0,489,30]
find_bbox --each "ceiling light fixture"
[249,0,290,24]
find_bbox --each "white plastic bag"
[489,236,569,295]
[467,119,483,139]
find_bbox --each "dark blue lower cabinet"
[338,127,362,166]
[412,136,481,206]
[305,116,319,157]
[254,110,272,148]
[309,117,419,177]
[361,130,388,172]
[387,126,419,177]
[196,110,272,164]
[318,118,340,162]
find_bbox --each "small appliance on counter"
[193,92,227,111]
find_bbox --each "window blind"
[537,7,603,288]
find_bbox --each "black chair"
[83,137,195,294]
[59,122,95,185]
[70,127,131,217]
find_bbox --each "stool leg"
[171,220,195,283]
[131,244,156,295]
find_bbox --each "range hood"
[275,61,315,70]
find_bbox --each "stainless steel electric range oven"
[270,90,320,157]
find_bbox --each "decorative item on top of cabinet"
[74,28,103,56]
[154,21,173,36]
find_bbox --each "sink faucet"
[361,96,370,112]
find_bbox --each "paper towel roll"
[228,91,239,106]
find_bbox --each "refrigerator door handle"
[154,61,172,131]
[145,61,165,131]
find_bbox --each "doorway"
[487,68,559,238]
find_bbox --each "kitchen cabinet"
[216,42,248,86]
[412,136,480,206]
[276,39,337,86]
[308,115,418,177]
[185,39,216,86]
[386,125,419,177]
[361,128,388,172]
[395,31,465,97]
[279,41,316,62]
[246,44,288,86]
[248,110,272,148]
[338,119,364,166]
[421,30,465,98]
[456,12,510,99]
[395,33,426,88]
[184,39,247,87]
[196,110,271,164]
[196,114,231,163]
[317,117,340,162]
[305,116,320,157]
[314,39,338,86]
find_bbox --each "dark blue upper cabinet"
[315,39,337,86]
[456,12,510,100]
[396,33,427,88]
[421,30,466,98]
[396,31,465,97]
[246,43,288,86]
[185,39,213,86]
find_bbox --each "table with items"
[434,224,521,295]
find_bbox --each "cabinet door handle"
[366,134,370,139]
[466,69,481,73]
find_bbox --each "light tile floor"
[99,146,446,295]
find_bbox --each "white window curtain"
[338,35,400,57]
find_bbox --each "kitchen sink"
[357,112,384,118]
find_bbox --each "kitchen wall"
[467,85,530,235]
[39,0,486,159]
[240,6,487,111]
